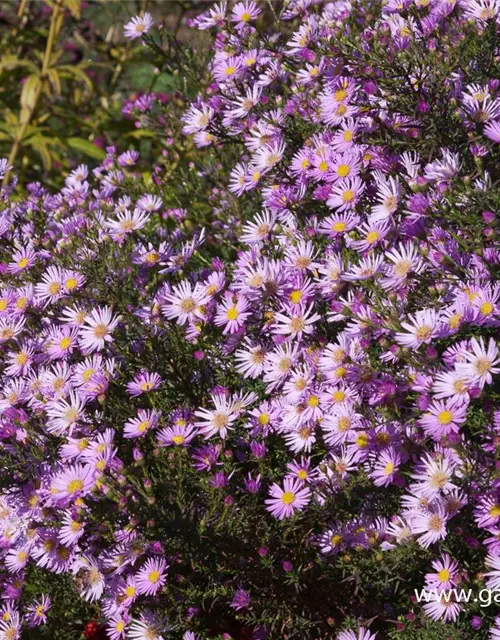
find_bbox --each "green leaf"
[20,74,42,124]
[0,55,38,75]
[65,137,106,160]
[57,64,93,96]
[124,129,155,139]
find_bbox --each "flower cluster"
[0,0,500,639]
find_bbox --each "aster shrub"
[1,1,500,640]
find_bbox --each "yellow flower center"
[65,277,78,290]
[337,416,351,432]
[290,317,305,332]
[214,413,229,430]
[148,570,160,583]
[415,325,432,341]
[93,324,108,339]
[430,471,448,488]
[49,282,61,295]
[366,230,380,244]
[181,298,196,313]
[438,410,453,425]
[475,358,491,375]
[281,491,295,505]
[480,301,493,316]
[438,568,450,582]
[307,395,319,408]
[355,433,369,448]
[394,260,412,277]
[428,514,443,531]
[337,164,350,178]
[60,337,72,350]
[66,479,84,494]
[227,307,239,321]
[289,290,303,304]
[16,352,28,365]
[137,420,151,433]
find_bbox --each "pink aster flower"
[0,610,21,640]
[337,628,377,640]
[395,309,440,348]
[124,12,154,39]
[0,317,25,343]
[4,547,30,573]
[327,177,365,211]
[126,371,163,396]
[35,266,66,305]
[411,454,457,499]
[214,292,251,334]
[135,557,168,596]
[124,408,161,439]
[162,281,209,326]
[431,370,472,403]
[231,1,261,24]
[128,612,167,640]
[265,478,311,519]
[25,594,51,628]
[342,254,385,281]
[411,506,448,548]
[419,399,467,438]
[72,555,105,602]
[369,448,401,487]
[455,337,500,388]
[157,422,196,447]
[194,394,237,439]
[105,209,150,241]
[46,391,87,435]
[484,119,500,142]
[422,593,461,622]
[273,305,321,341]
[107,613,128,640]
[425,553,459,590]
[78,306,121,353]
[59,510,85,546]
[7,245,37,274]
[234,343,268,379]
[370,176,400,222]
[51,464,95,500]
